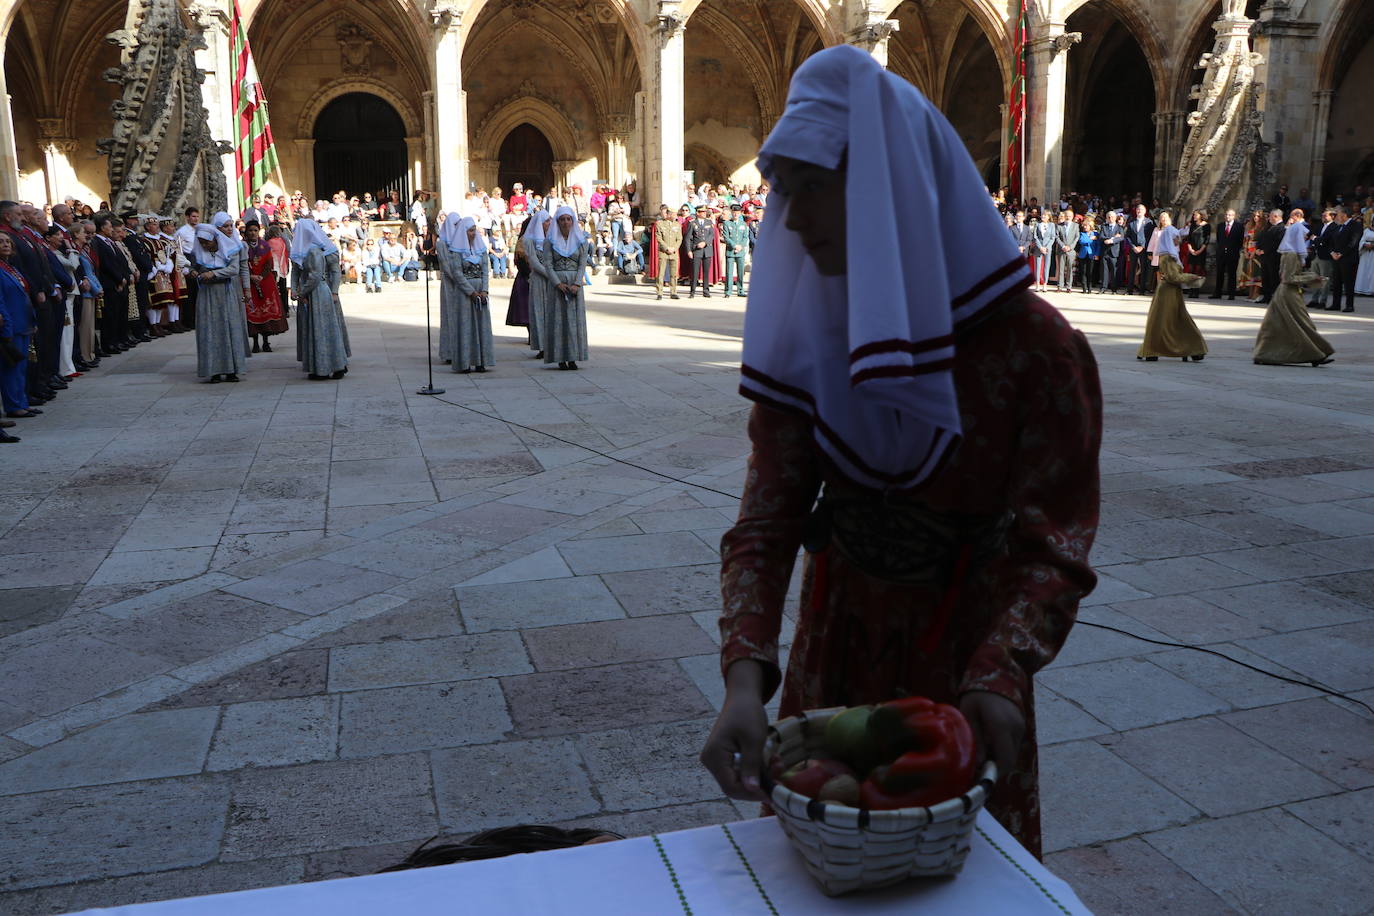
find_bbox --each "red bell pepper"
[858,697,977,810]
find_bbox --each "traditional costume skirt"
[1253,252,1334,365]
[1138,255,1206,358]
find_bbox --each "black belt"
[803,489,1011,587]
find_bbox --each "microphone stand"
[416,256,445,396]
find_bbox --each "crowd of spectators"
[993,184,1374,307]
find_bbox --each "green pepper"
[858,697,977,810]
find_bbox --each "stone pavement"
[1,275,1372,915]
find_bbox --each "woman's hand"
[700,660,770,802]
[959,691,1024,779]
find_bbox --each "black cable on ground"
[427,391,1374,717]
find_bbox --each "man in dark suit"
[686,204,714,298]
[1327,207,1362,313]
[1124,204,1154,294]
[2,201,59,405]
[122,212,155,342]
[1309,209,1339,309]
[93,216,132,353]
[1254,209,1286,302]
[1271,185,1292,217]
[1098,210,1124,293]
[1211,208,1245,299]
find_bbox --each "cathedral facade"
[0,0,1369,215]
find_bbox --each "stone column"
[1308,88,1334,197]
[1151,110,1184,202]
[430,4,468,211]
[1252,7,1320,190]
[37,124,78,203]
[1024,23,1079,207]
[644,2,685,209]
[468,158,499,190]
[553,159,579,195]
[847,20,899,68]
[0,48,19,201]
[405,136,426,196]
[187,0,236,205]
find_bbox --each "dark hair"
[184,206,199,217]
[243,219,261,229]
[378,826,624,873]
[43,225,64,238]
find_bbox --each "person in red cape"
[242,221,288,353]
[699,46,1102,860]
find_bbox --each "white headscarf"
[193,224,235,268]
[289,218,337,266]
[439,211,465,251]
[453,216,488,262]
[523,209,552,250]
[1153,223,1182,259]
[743,45,1030,492]
[211,211,243,245]
[549,205,586,257]
[1278,221,1309,255]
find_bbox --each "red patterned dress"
[719,293,1102,858]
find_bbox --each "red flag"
[1007,0,1028,201]
[230,0,279,211]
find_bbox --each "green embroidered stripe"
[652,835,693,915]
[720,824,780,915]
[975,825,1073,916]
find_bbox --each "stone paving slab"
[220,754,437,861]
[2,777,230,891]
[0,708,218,795]
[1144,808,1374,915]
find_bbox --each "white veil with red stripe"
[741,45,1029,492]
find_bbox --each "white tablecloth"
[75,812,1091,915]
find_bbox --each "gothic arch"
[298,79,421,139]
[459,0,651,76]
[1060,0,1170,110]
[471,95,579,164]
[250,1,429,99]
[684,142,733,185]
[682,0,840,46]
[1318,0,1374,90]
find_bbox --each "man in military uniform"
[654,205,682,300]
[721,203,749,297]
[687,204,715,298]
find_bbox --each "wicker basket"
[762,706,998,897]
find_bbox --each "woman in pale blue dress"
[290,218,350,380]
[523,210,554,360]
[190,224,251,383]
[543,205,591,370]
[436,210,461,364]
[439,216,495,372]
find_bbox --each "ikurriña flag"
[230,0,278,211]
[1006,0,1028,200]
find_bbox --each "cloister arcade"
[0,0,1369,211]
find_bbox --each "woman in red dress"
[699,46,1102,859]
[242,221,288,353]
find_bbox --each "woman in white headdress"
[1137,210,1206,362]
[290,218,349,380]
[522,209,555,358]
[698,45,1102,859]
[189,222,251,383]
[1253,210,1334,366]
[438,215,495,372]
[435,210,461,364]
[542,205,590,370]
